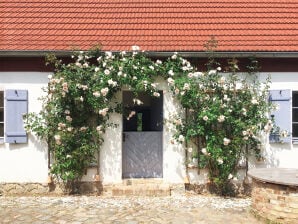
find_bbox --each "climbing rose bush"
[167,56,272,195]
[25,45,272,195]
[25,47,188,186]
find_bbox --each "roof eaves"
[1,50,298,58]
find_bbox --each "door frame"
[121,91,163,178]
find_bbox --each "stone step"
[122,178,164,186]
[102,179,172,196]
[111,184,171,196]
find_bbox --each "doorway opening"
[122,91,163,178]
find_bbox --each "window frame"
[292,91,298,142]
[0,90,4,143]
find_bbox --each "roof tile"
[0,0,297,52]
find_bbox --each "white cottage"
[0,0,297,195]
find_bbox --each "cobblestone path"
[0,195,262,224]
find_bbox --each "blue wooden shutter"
[5,89,28,143]
[269,89,291,143]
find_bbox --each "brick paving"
[0,195,263,224]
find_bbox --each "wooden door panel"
[122,131,162,178]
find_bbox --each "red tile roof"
[0,0,298,52]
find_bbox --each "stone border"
[248,168,298,187]
[251,179,298,224]
[0,182,103,196]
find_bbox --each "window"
[0,91,4,141]
[1,89,28,144]
[269,89,291,143]
[292,91,298,140]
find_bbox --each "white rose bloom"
[105,51,112,59]
[187,73,193,78]
[101,87,109,96]
[217,67,222,71]
[104,69,110,75]
[93,91,101,97]
[80,126,87,131]
[133,98,143,105]
[242,108,247,116]
[193,72,203,77]
[208,70,217,75]
[81,85,88,90]
[171,54,177,60]
[75,62,82,67]
[66,116,72,122]
[217,158,223,165]
[203,115,209,121]
[94,67,100,72]
[149,65,154,70]
[280,130,288,138]
[178,135,185,142]
[217,115,225,123]
[156,60,162,64]
[201,148,208,155]
[99,108,109,116]
[108,79,114,86]
[264,125,270,132]
[187,147,193,153]
[251,97,259,105]
[168,70,174,76]
[80,96,84,102]
[96,125,103,134]
[183,83,190,90]
[223,137,231,146]
[151,83,157,88]
[228,174,233,179]
[153,92,160,97]
[167,77,175,85]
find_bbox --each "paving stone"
[0,195,262,223]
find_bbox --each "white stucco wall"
[1,71,298,185]
[0,72,49,183]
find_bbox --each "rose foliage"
[25,45,272,195]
